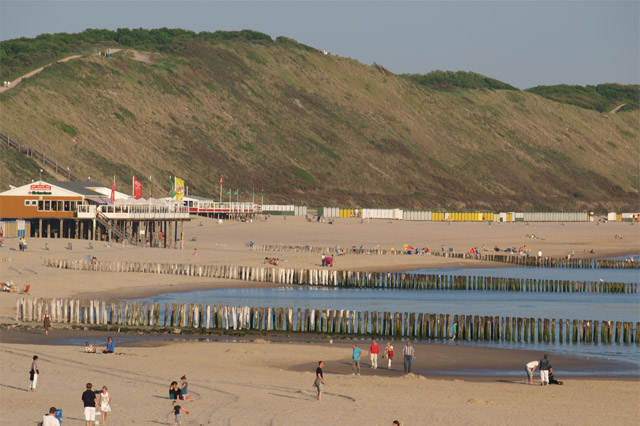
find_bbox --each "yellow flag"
[174,177,185,200]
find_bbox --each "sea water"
[128,266,640,372]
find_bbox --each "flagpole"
[219,176,222,204]
[132,176,134,198]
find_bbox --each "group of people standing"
[81,383,112,425]
[351,340,415,374]
[525,354,563,385]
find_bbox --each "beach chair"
[20,285,30,295]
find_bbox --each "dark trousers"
[404,355,412,373]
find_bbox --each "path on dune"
[0,49,122,94]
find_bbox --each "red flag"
[110,176,116,203]
[133,176,142,199]
[219,175,223,185]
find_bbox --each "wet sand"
[1,217,639,424]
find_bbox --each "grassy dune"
[0,38,638,211]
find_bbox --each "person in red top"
[368,339,380,369]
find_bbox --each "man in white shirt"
[402,341,415,373]
[525,360,539,384]
[42,406,60,426]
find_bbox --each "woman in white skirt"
[99,386,111,424]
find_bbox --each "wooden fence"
[1,131,78,181]
[250,244,639,269]
[44,258,638,293]
[16,297,639,345]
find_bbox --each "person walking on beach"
[368,339,380,369]
[82,382,97,426]
[524,360,539,384]
[99,386,111,424]
[41,406,60,426]
[43,310,52,335]
[539,354,551,386]
[402,342,415,374]
[314,361,325,401]
[30,355,39,392]
[171,401,189,426]
[383,342,394,369]
[451,322,458,342]
[352,344,361,375]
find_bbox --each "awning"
[85,197,111,204]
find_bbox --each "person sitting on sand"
[548,367,564,385]
[102,337,114,354]
[170,380,194,401]
[169,381,181,400]
[180,376,195,400]
[85,342,96,353]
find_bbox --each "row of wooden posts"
[17,297,639,345]
[44,258,637,293]
[250,244,639,269]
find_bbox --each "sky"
[1,0,638,89]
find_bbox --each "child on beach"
[85,342,96,353]
[451,322,458,342]
[170,381,194,401]
[180,376,194,400]
[383,342,394,369]
[171,401,189,426]
[99,386,111,424]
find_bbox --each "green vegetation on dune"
[525,84,639,112]
[0,28,274,81]
[403,70,518,91]
[0,30,638,211]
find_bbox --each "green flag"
[225,189,231,196]
[169,176,176,198]
[233,189,239,196]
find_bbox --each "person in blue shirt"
[102,337,115,354]
[352,344,361,375]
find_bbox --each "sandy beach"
[1,217,638,424]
